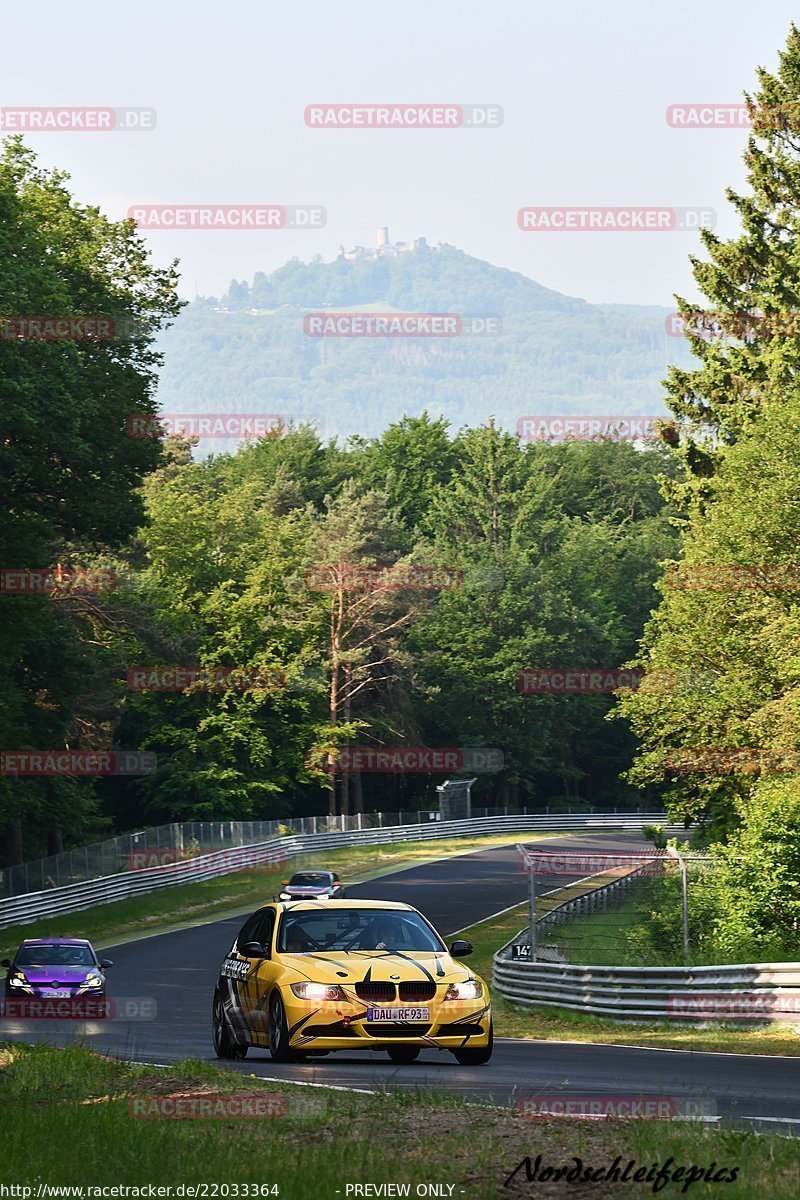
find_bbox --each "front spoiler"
[291,1033,491,1050]
[289,1010,492,1051]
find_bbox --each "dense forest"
[155,246,695,444]
[3,23,800,965]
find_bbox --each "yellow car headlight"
[290,982,346,1001]
[444,979,482,1001]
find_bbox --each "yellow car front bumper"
[284,996,492,1051]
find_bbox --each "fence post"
[667,845,690,966]
[528,860,537,961]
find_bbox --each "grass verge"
[460,903,800,1056]
[0,1042,797,1198]
[0,832,542,960]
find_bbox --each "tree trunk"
[4,819,23,867]
[340,664,351,817]
[352,769,363,815]
[328,591,341,818]
[46,827,63,857]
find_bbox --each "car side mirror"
[240,941,266,958]
[449,939,473,958]
[99,959,114,969]
[1,959,10,968]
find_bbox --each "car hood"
[279,950,476,985]
[283,885,332,894]
[13,965,97,984]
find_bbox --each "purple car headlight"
[77,972,104,993]
[7,973,34,993]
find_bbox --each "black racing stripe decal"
[384,951,436,984]
[277,962,316,984]
[288,1009,320,1038]
[294,1016,352,1045]
[445,1002,491,1024]
[224,980,250,1041]
[304,953,352,968]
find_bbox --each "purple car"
[2,938,113,1000]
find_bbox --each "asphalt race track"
[3,832,799,1133]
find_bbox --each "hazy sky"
[3,1,798,306]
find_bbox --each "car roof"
[19,937,92,946]
[290,869,333,876]
[273,899,413,912]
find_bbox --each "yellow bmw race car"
[212,899,492,1065]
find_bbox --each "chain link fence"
[0,803,604,898]
[516,843,720,967]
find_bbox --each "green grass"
[551,890,680,967]
[461,903,800,1056]
[0,831,544,959]
[1,1043,797,1198]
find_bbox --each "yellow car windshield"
[277,909,445,954]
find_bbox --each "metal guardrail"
[0,811,672,930]
[493,869,800,1022]
[0,806,668,897]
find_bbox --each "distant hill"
[155,243,694,443]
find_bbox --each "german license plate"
[366,1006,430,1021]
[46,989,72,998]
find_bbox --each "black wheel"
[452,1020,493,1066]
[268,991,299,1062]
[387,1046,420,1064]
[212,993,247,1060]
